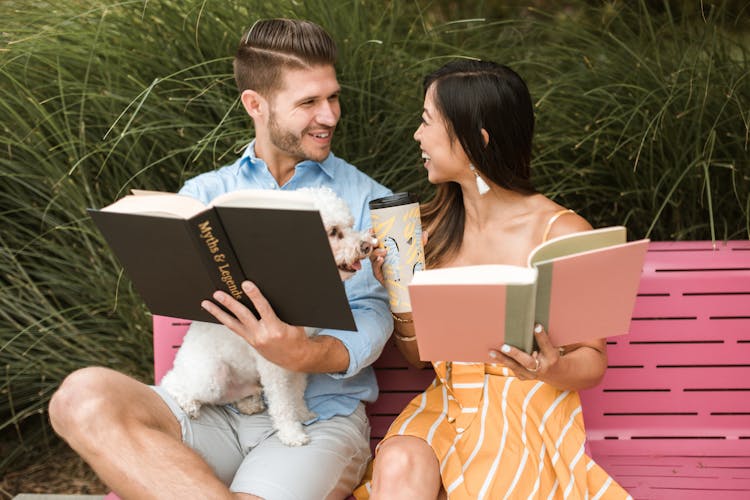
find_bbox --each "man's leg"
[49,366,236,499]
[231,403,371,500]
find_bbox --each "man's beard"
[268,110,330,163]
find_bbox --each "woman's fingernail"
[501,344,511,353]
[489,351,498,359]
[534,324,543,334]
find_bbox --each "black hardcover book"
[88,189,356,330]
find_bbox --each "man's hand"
[201,281,313,372]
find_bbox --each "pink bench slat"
[632,292,750,318]
[606,344,750,365]
[587,387,750,413]
[589,438,750,458]
[595,366,750,393]
[646,240,750,251]
[152,315,191,385]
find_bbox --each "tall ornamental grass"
[1,0,747,473]
[524,3,750,240]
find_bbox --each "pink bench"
[151,240,750,499]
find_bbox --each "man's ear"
[240,89,266,119]
[480,128,490,147]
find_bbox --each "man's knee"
[49,366,126,438]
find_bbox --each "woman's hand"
[369,229,428,287]
[490,323,608,390]
[489,323,561,381]
[370,246,388,286]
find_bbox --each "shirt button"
[447,416,456,423]
[457,427,465,433]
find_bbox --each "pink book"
[407,227,649,362]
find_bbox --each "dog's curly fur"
[160,187,376,446]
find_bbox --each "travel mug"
[369,193,425,312]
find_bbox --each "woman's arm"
[490,324,607,391]
[370,244,429,369]
[390,312,430,369]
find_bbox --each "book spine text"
[190,211,256,315]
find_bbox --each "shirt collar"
[240,140,336,180]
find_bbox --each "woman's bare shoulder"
[536,199,593,241]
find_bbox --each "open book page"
[210,189,317,210]
[410,264,537,285]
[129,189,175,196]
[102,188,317,217]
[100,193,207,218]
[528,226,626,266]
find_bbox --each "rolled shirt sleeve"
[320,258,394,378]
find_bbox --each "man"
[49,19,393,499]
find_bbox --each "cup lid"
[369,192,419,209]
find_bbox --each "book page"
[210,189,316,210]
[528,226,626,266]
[99,193,207,218]
[129,189,175,196]
[411,264,538,285]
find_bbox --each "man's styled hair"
[234,19,337,96]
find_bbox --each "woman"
[354,60,630,499]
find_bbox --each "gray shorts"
[151,385,371,500]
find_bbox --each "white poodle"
[160,186,376,446]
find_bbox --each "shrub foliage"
[1,0,747,471]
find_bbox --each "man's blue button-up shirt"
[178,141,394,420]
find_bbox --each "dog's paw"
[277,426,310,447]
[234,394,266,415]
[180,400,202,419]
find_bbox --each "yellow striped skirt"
[355,361,631,499]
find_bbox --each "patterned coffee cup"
[369,193,425,313]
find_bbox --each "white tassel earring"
[470,164,491,195]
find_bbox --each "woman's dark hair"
[420,60,536,268]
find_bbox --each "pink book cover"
[406,235,648,362]
[535,239,649,347]
[409,284,510,363]
[407,264,538,362]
